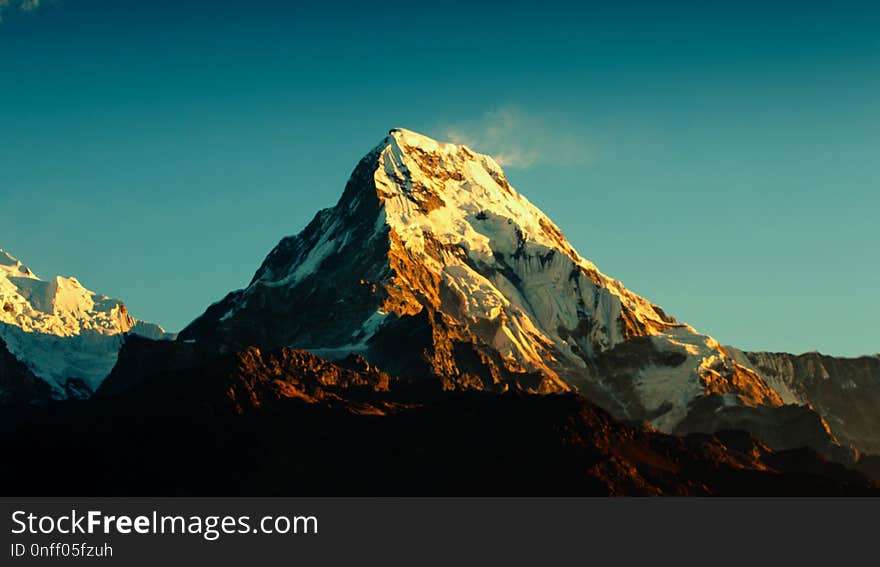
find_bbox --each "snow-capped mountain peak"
[0,247,172,397]
[1,248,135,337]
[181,128,786,434]
[375,128,679,335]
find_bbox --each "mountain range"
[1,128,878,494]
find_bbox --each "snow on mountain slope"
[181,128,791,435]
[0,248,174,397]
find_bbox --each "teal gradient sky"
[1,1,877,355]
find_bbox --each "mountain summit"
[181,128,792,435]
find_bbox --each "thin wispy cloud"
[439,106,593,169]
[0,0,45,21]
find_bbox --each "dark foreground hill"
[1,338,876,496]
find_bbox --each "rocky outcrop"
[99,336,391,415]
[741,351,880,455]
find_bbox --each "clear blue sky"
[1,0,877,356]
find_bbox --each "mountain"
[737,350,880,455]
[179,128,861,460]
[2,128,877,496]
[3,337,875,495]
[0,248,174,399]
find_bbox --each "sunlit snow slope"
[0,248,173,397]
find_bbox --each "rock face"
[0,248,174,398]
[181,128,791,442]
[738,351,880,456]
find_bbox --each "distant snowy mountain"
[181,128,856,458]
[0,248,173,399]
[733,349,880,455]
